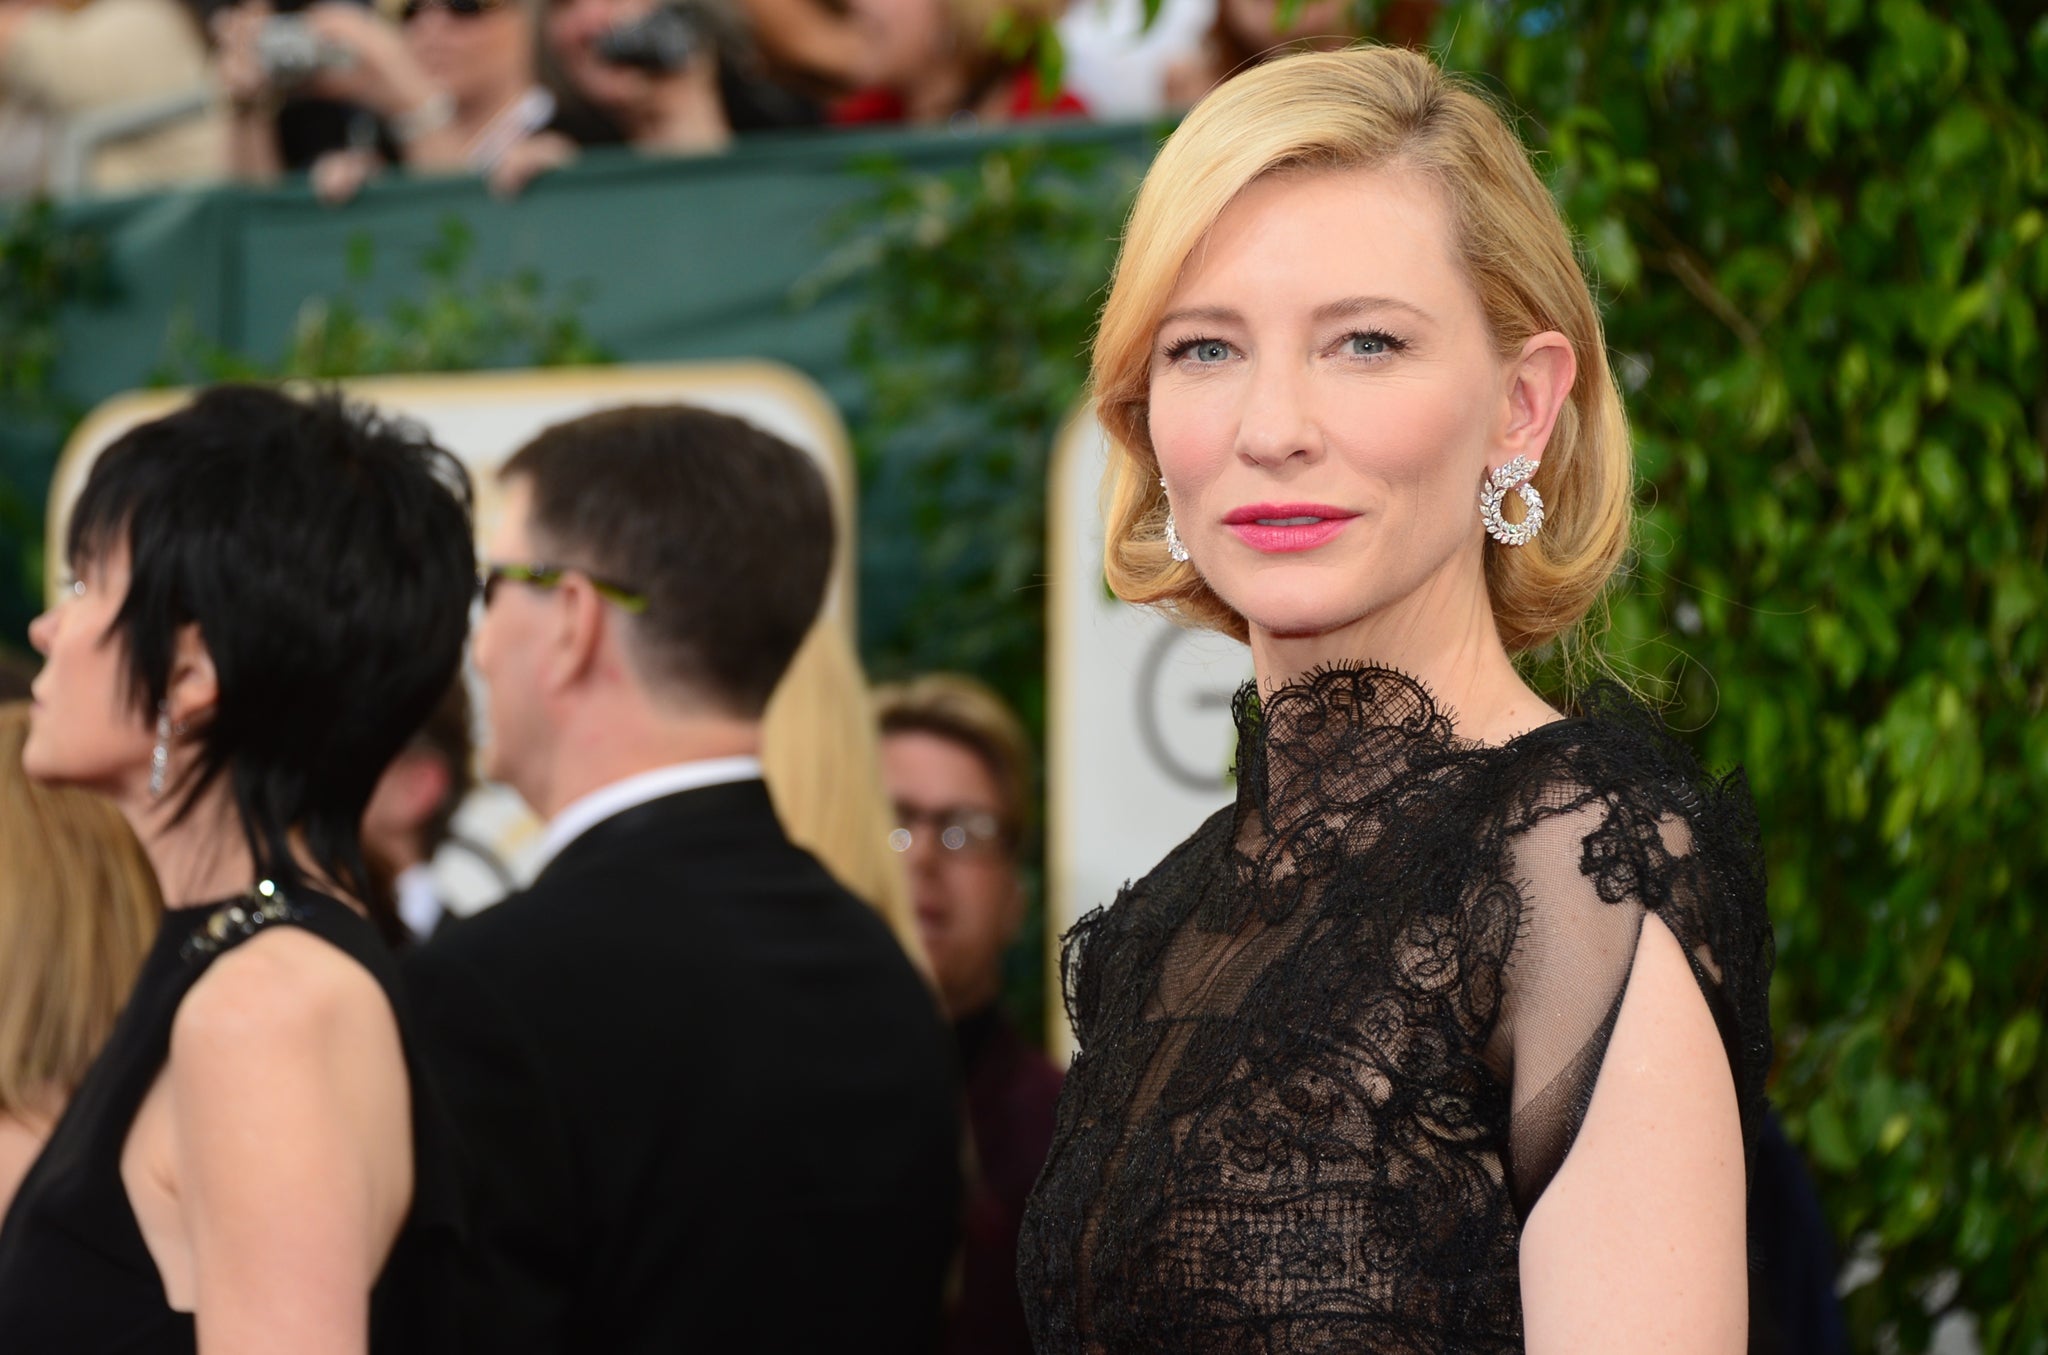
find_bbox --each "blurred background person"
[1159,0,1355,107]
[829,0,1082,126]
[406,404,960,1352]
[762,617,927,975]
[877,672,1059,1355]
[0,0,224,197]
[1051,0,1210,122]
[215,0,562,199]
[361,678,493,943]
[1159,0,1436,109]
[0,702,160,1219]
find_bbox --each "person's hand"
[309,145,383,205]
[295,1,440,122]
[487,131,577,199]
[211,0,279,113]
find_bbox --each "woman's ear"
[166,622,219,730]
[1501,331,1577,465]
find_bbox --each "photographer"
[216,0,559,199]
[537,0,728,154]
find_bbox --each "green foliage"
[0,199,107,629]
[807,143,1144,722]
[802,141,1146,1041]
[1434,3,2048,1348]
[827,4,2047,1349]
[158,216,610,384]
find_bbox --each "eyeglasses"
[400,0,507,22]
[476,561,650,614]
[887,804,1006,857]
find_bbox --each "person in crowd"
[761,617,926,972]
[404,404,961,1353]
[362,678,476,943]
[877,672,1060,1355]
[0,702,161,1219]
[0,385,473,1352]
[215,0,562,199]
[829,0,1084,125]
[1159,0,1359,107]
[1018,46,1774,1353]
[0,0,224,197]
[479,0,820,194]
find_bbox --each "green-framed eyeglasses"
[476,561,650,614]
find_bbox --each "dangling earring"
[1160,477,1191,563]
[1480,455,1545,547]
[149,703,172,799]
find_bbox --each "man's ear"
[1501,331,1577,465]
[166,622,218,730]
[542,576,608,694]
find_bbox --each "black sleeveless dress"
[1018,667,1775,1353]
[0,886,462,1353]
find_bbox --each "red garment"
[831,69,1089,125]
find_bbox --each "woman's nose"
[1234,359,1321,468]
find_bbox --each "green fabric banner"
[1,121,1157,641]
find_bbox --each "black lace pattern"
[1018,667,1773,1354]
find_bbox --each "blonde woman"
[0,702,160,1218]
[1017,46,1773,1354]
[761,617,927,974]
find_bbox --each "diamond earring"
[1479,455,1544,546]
[149,704,172,799]
[1160,477,1191,564]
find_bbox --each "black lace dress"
[1018,667,1774,1353]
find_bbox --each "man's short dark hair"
[68,384,475,943]
[502,405,834,717]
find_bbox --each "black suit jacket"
[402,780,962,1355]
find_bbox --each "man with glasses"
[876,674,1062,1355]
[406,405,961,1354]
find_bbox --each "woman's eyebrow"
[1312,295,1435,324]
[1155,305,1242,332]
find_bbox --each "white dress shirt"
[529,756,764,876]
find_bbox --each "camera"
[255,16,357,88]
[593,5,702,72]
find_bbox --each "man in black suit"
[404,406,961,1354]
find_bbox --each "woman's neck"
[1247,573,1557,747]
[124,784,257,909]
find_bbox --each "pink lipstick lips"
[1222,503,1358,553]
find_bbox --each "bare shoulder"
[171,924,398,1069]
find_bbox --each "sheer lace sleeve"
[1490,698,1774,1219]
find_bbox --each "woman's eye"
[1166,337,1234,364]
[1345,332,1393,357]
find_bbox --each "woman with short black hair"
[0,384,474,1353]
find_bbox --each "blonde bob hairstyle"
[1097,45,1632,655]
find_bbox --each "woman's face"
[406,0,535,110]
[546,0,658,114]
[22,543,154,800]
[1147,166,1526,647]
[840,0,948,89]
